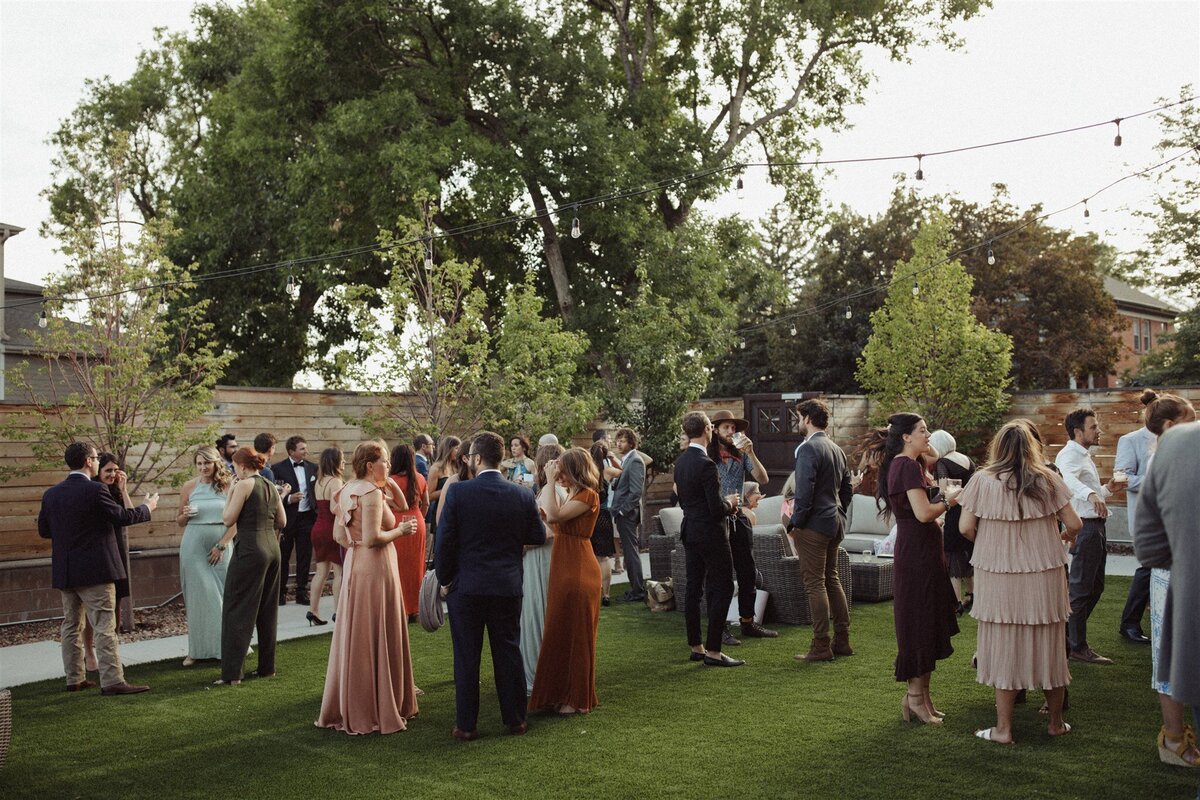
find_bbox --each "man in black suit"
[436,431,546,740]
[38,442,159,695]
[273,435,317,605]
[413,433,433,481]
[788,398,854,662]
[677,411,744,667]
[217,433,238,473]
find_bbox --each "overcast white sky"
[1,0,1198,288]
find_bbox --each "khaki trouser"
[61,583,124,688]
[792,527,851,639]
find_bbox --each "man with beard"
[708,410,777,643]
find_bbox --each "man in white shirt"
[1054,408,1119,665]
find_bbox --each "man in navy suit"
[273,435,317,605]
[38,441,158,694]
[436,431,546,740]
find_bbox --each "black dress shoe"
[1119,628,1150,644]
[278,595,287,606]
[740,621,778,638]
[722,628,742,647]
[451,726,479,741]
[621,591,645,602]
[689,651,705,662]
[703,654,746,668]
[295,593,310,605]
[100,682,150,696]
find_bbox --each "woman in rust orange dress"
[388,444,428,620]
[529,447,602,715]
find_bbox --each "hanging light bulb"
[736,176,745,200]
[738,339,747,350]
[570,214,581,239]
[38,309,48,328]
[789,323,797,336]
[987,247,996,266]
[1113,118,1123,147]
[1083,199,1091,219]
[912,280,920,297]
[424,239,434,269]
[844,306,852,320]
[286,272,297,297]
[157,292,168,314]
[914,155,924,182]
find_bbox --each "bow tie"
[293,462,304,468]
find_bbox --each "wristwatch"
[215,543,227,552]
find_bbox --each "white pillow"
[658,507,684,537]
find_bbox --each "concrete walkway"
[0,552,1140,689]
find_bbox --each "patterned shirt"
[715,450,751,498]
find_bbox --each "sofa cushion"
[755,495,785,527]
[847,494,890,536]
[658,507,684,537]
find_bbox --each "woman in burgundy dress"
[874,413,963,725]
[388,444,428,620]
[308,447,345,626]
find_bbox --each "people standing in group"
[413,434,434,481]
[788,398,854,663]
[520,443,562,692]
[177,446,233,665]
[83,454,136,668]
[308,447,345,626]
[316,440,420,734]
[590,440,622,606]
[677,411,744,668]
[529,448,602,714]
[436,445,473,526]
[872,413,961,724]
[929,429,977,615]
[500,435,537,489]
[426,435,462,560]
[708,410,777,641]
[1116,391,1159,645]
[1055,408,1119,666]
[610,427,648,603]
[1130,394,1200,767]
[436,431,546,740]
[39,442,158,695]
[957,421,1081,744]
[274,436,318,606]
[388,444,428,620]
[594,430,625,574]
[214,447,285,685]
[217,434,238,473]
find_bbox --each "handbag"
[644,578,675,612]
[418,569,445,632]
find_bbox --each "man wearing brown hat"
[708,409,777,642]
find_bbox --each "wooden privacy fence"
[4,385,1200,564]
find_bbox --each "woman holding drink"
[177,446,235,665]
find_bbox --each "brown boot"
[794,636,834,662]
[832,631,854,657]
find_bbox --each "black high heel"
[306,611,328,627]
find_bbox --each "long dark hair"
[389,444,420,506]
[874,413,923,516]
[456,445,472,482]
[93,452,122,502]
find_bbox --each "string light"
[844,306,852,320]
[424,238,434,269]
[1083,199,1090,219]
[286,271,297,297]
[987,247,996,266]
[914,154,924,182]
[736,176,745,200]
[738,339,747,350]
[570,213,581,239]
[1113,118,1123,147]
[38,309,48,328]
[912,280,920,297]
[789,323,797,336]
[157,292,168,314]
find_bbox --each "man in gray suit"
[788,398,854,663]
[1115,404,1156,643]
[610,427,646,602]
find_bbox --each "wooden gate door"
[743,392,820,495]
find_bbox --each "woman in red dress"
[388,444,428,620]
[308,447,345,626]
[529,447,602,715]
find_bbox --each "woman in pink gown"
[315,440,420,735]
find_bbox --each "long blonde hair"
[195,445,231,493]
[983,420,1057,517]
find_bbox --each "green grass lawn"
[4,576,1195,799]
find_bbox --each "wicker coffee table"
[849,554,894,602]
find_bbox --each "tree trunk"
[525,177,575,322]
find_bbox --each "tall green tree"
[4,136,232,491]
[857,216,1012,448]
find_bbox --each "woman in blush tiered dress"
[957,421,1081,744]
[388,444,428,621]
[308,447,345,626]
[529,447,602,715]
[177,446,232,665]
[316,440,420,735]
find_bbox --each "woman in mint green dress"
[177,446,232,665]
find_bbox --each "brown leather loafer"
[509,721,528,736]
[100,682,150,696]
[451,726,479,741]
[65,680,97,692]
